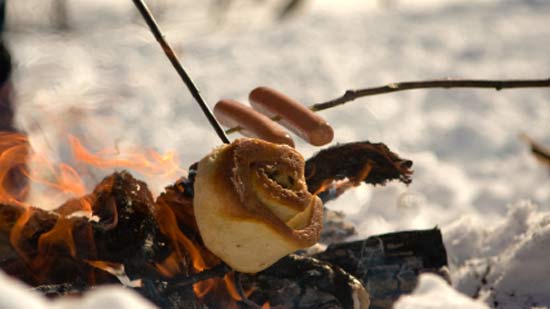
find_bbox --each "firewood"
[0,202,115,286]
[1,169,448,309]
[0,171,174,285]
[314,228,449,309]
[228,254,369,308]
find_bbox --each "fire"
[313,162,374,198]
[0,132,184,208]
[154,199,250,305]
[0,132,30,206]
[8,207,32,260]
[193,274,255,308]
[0,130,260,306]
[68,135,184,177]
[154,200,209,274]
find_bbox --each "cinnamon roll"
[193,138,323,273]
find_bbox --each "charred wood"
[1,169,449,309]
[0,203,116,286]
[0,171,173,285]
[32,282,89,298]
[305,141,413,202]
[314,228,449,309]
[231,254,369,309]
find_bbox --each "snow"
[394,273,489,309]
[2,0,550,308]
[0,270,154,309]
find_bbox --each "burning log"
[0,202,117,286]
[155,229,449,308]
[305,141,413,202]
[0,171,173,286]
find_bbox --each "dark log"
[0,171,173,285]
[135,277,200,309]
[314,228,449,309]
[18,228,449,309]
[0,203,116,286]
[84,171,171,279]
[232,254,369,309]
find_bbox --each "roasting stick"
[132,0,230,144]
[132,0,235,291]
[225,77,550,135]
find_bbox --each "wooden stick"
[311,78,550,111]
[132,0,230,144]
[226,78,550,135]
[165,263,230,291]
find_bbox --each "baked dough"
[194,138,323,273]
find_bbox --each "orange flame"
[314,162,374,198]
[0,131,185,208]
[154,201,208,274]
[1,131,261,305]
[193,274,255,308]
[8,207,33,260]
[69,135,184,178]
[0,132,30,206]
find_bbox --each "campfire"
[0,1,459,307]
[0,128,449,308]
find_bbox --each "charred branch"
[305,141,413,202]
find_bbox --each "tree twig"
[165,263,230,292]
[311,78,550,111]
[132,0,230,144]
[226,78,550,135]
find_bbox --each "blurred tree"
[0,0,5,33]
[52,0,70,30]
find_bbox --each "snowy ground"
[1,0,549,308]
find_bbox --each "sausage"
[214,99,295,147]
[249,86,334,146]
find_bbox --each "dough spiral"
[194,138,323,273]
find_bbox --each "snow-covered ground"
[1,0,549,308]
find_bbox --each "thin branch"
[165,263,230,292]
[311,78,550,112]
[226,78,550,135]
[132,0,230,144]
[520,133,550,168]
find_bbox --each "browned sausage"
[249,87,334,146]
[214,99,294,147]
